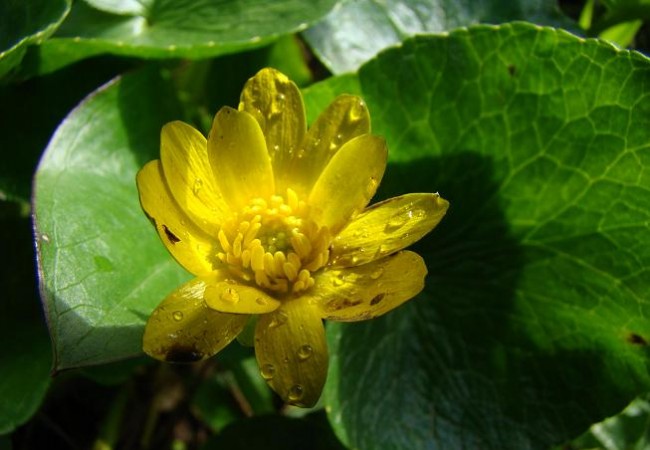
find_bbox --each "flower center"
[216,189,331,295]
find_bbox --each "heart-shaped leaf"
[304,23,650,449]
[33,67,191,370]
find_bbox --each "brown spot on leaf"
[370,293,385,306]
[627,333,647,346]
[163,225,181,244]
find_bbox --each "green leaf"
[308,23,650,449]
[33,0,338,75]
[0,0,70,79]
[0,210,51,434]
[303,0,577,74]
[33,67,191,371]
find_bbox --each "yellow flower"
[136,68,448,407]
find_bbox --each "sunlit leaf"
[304,23,650,449]
[303,0,576,73]
[33,67,191,370]
[33,0,338,75]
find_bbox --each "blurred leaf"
[305,23,650,449]
[33,67,191,370]
[0,209,51,434]
[0,0,70,79]
[589,0,650,35]
[600,19,643,47]
[564,396,650,450]
[33,0,338,75]
[201,413,346,450]
[0,56,136,203]
[192,373,243,431]
[303,0,577,74]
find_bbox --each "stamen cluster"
[217,189,331,294]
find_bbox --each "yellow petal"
[308,134,386,234]
[309,251,426,322]
[136,160,217,276]
[239,68,306,194]
[203,277,281,314]
[160,121,230,235]
[143,276,249,362]
[255,300,328,407]
[208,107,274,210]
[331,193,449,267]
[289,94,370,196]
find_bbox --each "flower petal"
[136,160,218,276]
[203,277,280,314]
[160,121,230,234]
[308,134,386,234]
[309,251,426,322]
[143,276,249,363]
[239,68,306,194]
[331,193,449,267]
[255,300,328,407]
[208,107,274,210]
[289,94,370,196]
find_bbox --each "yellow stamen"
[216,188,332,295]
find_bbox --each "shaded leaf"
[0,0,70,79]
[0,211,51,434]
[0,56,136,202]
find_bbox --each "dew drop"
[41,234,50,242]
[172,311,184,322]
[370,268,384,280]
[256,297,268,306]
[261,363,275,380]
[385,212,409,231]
[269,310,288,328]
[221,287,240,303]
[296,148,306,159]
[288,384,304,402]
[273,144,280,152]
[297,345,313,361]
[276,93,286,102]
[192,178,203,195]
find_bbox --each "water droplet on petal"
[192,178,203,195]
[370,268,384,280]
[297,345,313,361]
[256,297,268,306]
[172,311,184,321]
[261,363,275,380]
[269,310,288,328]
[221,287,240,303]
[288,384,304,402]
